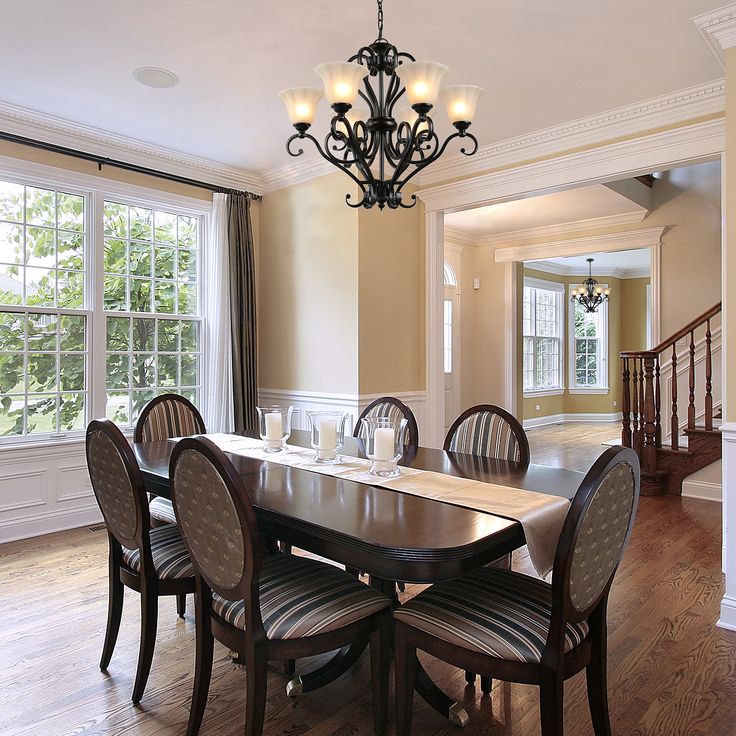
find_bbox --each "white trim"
[443,228,479,247]
[524,276,565,293]
[523,411,623,430]
[443,241,466,256]
[568,388,610,395]
[0,99,263,194]
[692,5,736,68]
[494,227,665,263]
[504,262,517,415]
[416,80,724,189]
[681,478,722,503]
[260,159,334,194]
[452,210,648,249]
[525,260,651,280]
[523,389,565,398]
[425,211,445,448]
[719,422,736,630]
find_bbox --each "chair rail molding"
[719,422,736,631]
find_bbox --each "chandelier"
[572,258,610,313]
[278,0,482,210]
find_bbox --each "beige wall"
[258,174,359,394]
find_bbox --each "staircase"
[620,302,722,495]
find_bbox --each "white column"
[425,210,445,448]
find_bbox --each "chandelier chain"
[376,0,384,40]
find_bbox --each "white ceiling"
[527,248,652,277]
[444,182,647,236]
[0,1,725,174]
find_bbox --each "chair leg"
[177,593,187,618]
[100,545,124,670]
[464,671,476,685]
[539,668,564,736]
[244,642,268,736]
[394,623,418,736]
[586,608,612,736]
[480,675,492,694]
[132,581,158,704]
[187,583,214,736]
[282,659,296,677]
[369,613,391,736]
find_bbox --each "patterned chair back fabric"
[354,397,419,447]
[170,437,260,602]
[135,394,206,443]
[566,457,638,614]
[86,419,148,551]
[444,405,530,463]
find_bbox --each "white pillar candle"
[264,412,282,440]
[317,418,338,450]
[373,427,395,461]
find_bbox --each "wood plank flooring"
[1,425,735,736]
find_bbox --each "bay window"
[522,278,564,393]
[569,285,608,391]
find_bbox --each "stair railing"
[620,302,721,475]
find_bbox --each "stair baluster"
[638,358,646,456]
[655,356,662,448]
[671,343,679,451]
[622,358,632,447]
[642,355,658,476]
[705,318,713,431]
[688,330,696,430]
[631,361,640,454]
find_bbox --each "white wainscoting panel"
[0,440,102,543]
[257,389,427,441]
[719,423,736,631]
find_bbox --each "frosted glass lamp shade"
[315,62,366,106]
[439,85,483,123]
[279,87,323,126]
[396,106,429,134]
[397,61,448,106]
[344,107,368,127]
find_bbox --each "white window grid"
[443,298,452,374]
[569,286,609,390]
[522,279,564,392]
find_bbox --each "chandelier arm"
[398,193,418,209]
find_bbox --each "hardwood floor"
[527,421,621,472]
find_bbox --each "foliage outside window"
[522,279,564,392]
[0,175,202,441]
[571,291,608,389]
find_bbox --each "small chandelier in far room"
[278,0,482,210]
[572,258,610,313]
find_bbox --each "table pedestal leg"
[286,639,369,696]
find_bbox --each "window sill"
[0,427,133,453]
[523,389,565,398]
[568,388,610,395]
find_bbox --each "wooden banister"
[619,301,721,475]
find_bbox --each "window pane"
[27,394,58,435]
[0,181,24,222]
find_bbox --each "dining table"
[134,428,584,727]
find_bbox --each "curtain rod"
[0,130,262,201]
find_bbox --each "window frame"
[522,277,565,396]
[568,283,609,393]
[0,156,210,447]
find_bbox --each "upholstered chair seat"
[211,554,388,640]
[394,567,589,663]
[122,524,195,580]
[148,496,178,525]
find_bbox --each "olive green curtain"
[228,192,258,435]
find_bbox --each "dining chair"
[444,403,530,463]
[354,396,420,447]
[169,436,393,736]
[85,418,196,704]
[135,393,206,528]
[393,445,640,736]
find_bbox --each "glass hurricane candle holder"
[256,405,293,453]
[361,416,408,478]
[307,410,347,464]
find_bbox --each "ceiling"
[444,182,648,237]
[0,1,725,174]
[527,248,652,277]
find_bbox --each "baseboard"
[681,479,722,502]
[523,412,622,430]
[718,595,736,632]
[0,505,103,545]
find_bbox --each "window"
[570,286,608,390]
[0,173,205,442]
[522,278,564,393]
[443,298,453,373]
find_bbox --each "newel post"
[641,354,658,475]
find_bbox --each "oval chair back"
[547,445,640,653]
[135,393,206,443]
[354,396,419,447]
[86,418,153,568]
[444,404,530,463]
[170,437,264,629]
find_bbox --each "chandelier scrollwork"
[572,258,610,313]
[279,0,482,210]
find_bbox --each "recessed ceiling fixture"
[133,67,179,89]
[572,258,610,313]
[279,0,482,210]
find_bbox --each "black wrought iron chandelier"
[572,258,610,313]
[278,0,482,210]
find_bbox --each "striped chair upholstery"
[354,397,419,447]
[135,394,206,525]
[122,524,195,580]
[393,567,589,663]
[211,553,389,640]
[445,406,528,463]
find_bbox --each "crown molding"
[415,79,724,188]
[0,99,265,194]
[260,155,335,192]
[692,4,736,68]
[443,227,479,247]
[494,226,665,263]
[448,209,648,248]
[525,259,651,280]
[443,241,466,256]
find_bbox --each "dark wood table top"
[134,430,583,583]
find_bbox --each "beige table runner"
[196,433,570,577]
